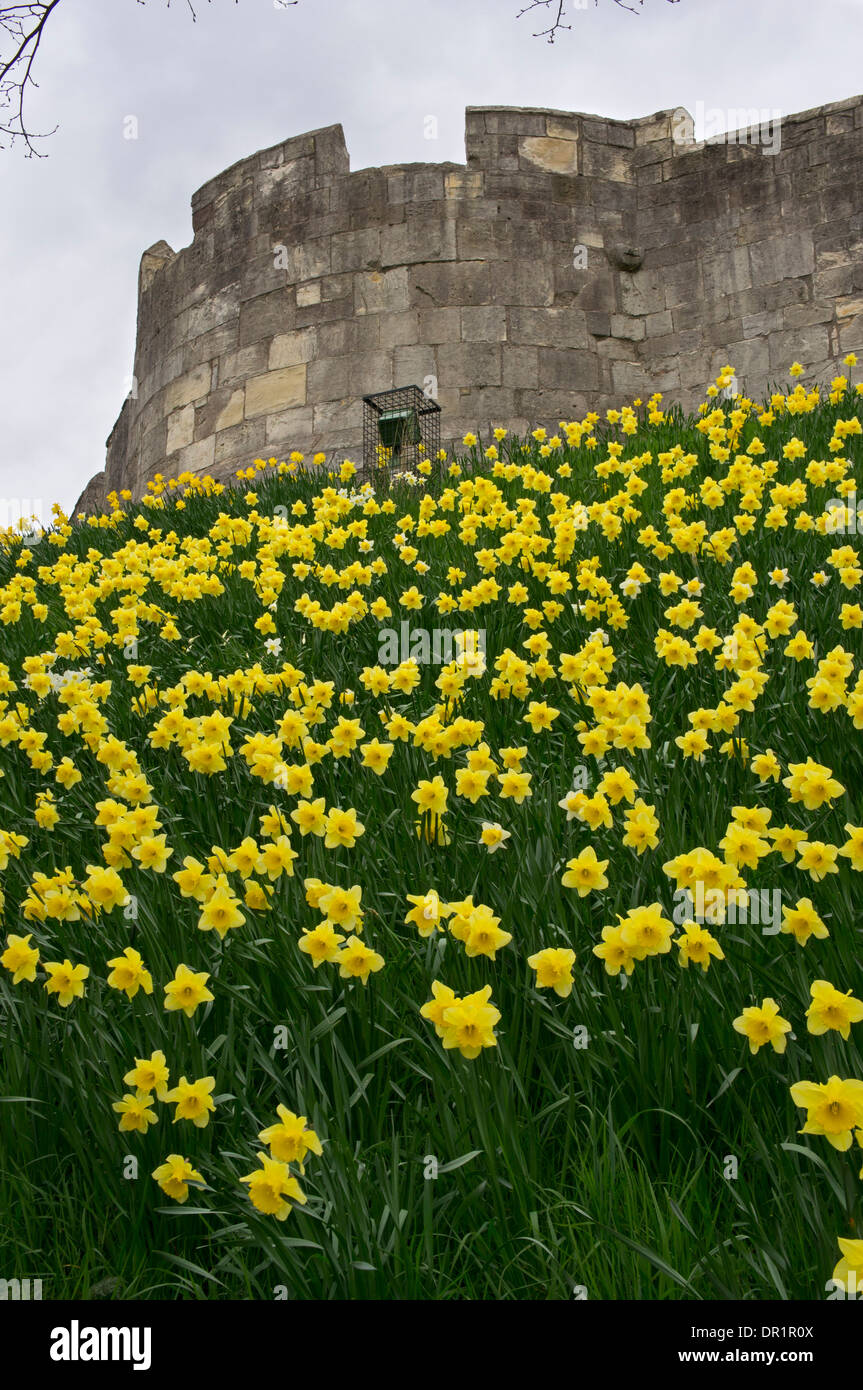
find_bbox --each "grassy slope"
[1,389,861,1300]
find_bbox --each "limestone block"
[322,273,352,303]
[381,219,457,268]
[782,302,835,330]
[312,398,363,436]
[138,420,168,479]
[490,260,554,307]
[619,270,666,317]
[349,351,393,395]
[182,323,237,374]
[284,239,331,282]
[438,342,502,387]
[768,324,830,368]
[814,265,856,298]
[354,267,410,315]
[750,231,815,285]
[139,241,176,294]
[539,347,599,392]
[461,305,507,342]
[238,289,294,346]
[701,248,752,301]
[837,294,863,322]
[839,313,863,352]
[411,262,492,308]
[484,111,547,136]
[214,418,267,468]
[269,328,318,369]
[185,285,240,340]
[352,317,381,353]
[445,171,484,199]
[611,359,651,394]
[719,337,770,378]
[501,345,540,388]
[509,306,589,348]
[742,309,785,339]
[316,320,356,357]
[418,307,461,343]
[219,343,268,386]
[578,272,617,313]
[582,143,633,183]
[165,363,211,412]
[519,136,578,175]
[265,406,315,448]
[214,389,245,433]
[176,434,216,477]
[546,115,580,140]
[379,311,421,351]
[645,309,674,337]
[331,228,381,274]
[389,343,434,385]
[297,282,322,307]
[610,315,645,342]
[307,357,351,402]
[245,365,308,417]
[166,404,195,454]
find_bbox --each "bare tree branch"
[0,2,62,154]
[1,0,299,155]
[517,0,681,42]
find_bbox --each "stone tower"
[75,97,863,511]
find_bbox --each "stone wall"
[78,97,863,510]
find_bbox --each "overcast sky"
[1,0,862,521]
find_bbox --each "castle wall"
[83,97,863,508]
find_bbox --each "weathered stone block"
[490,260,554,307]
[750,231,815,285]
[354,267,410,314]
[379,311,420,350]
[331,228,381,274]
[238,289,293,346]
[582,143,632,183]
[519,136,578,175]
[245,365,307,417]
[508,305,589,348]
[165,364,211,413]
[265,406,315,447]
[768,324,831,368]
[392,344,436,386]
[269,328,318,369]
[166,405,195,454]
[411,261,492,307]
[619,270,666,317]
[445,170,484,199]
[214,418,266,468]
[461,306,506,342]
[538,347,599,391]
[611,315,646,342]
[296,281,321,307]
[437,342,502,387]
[307,357,350,402]
[219,343,268,386]
[176,434,215,477]
[501,345,540,388]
